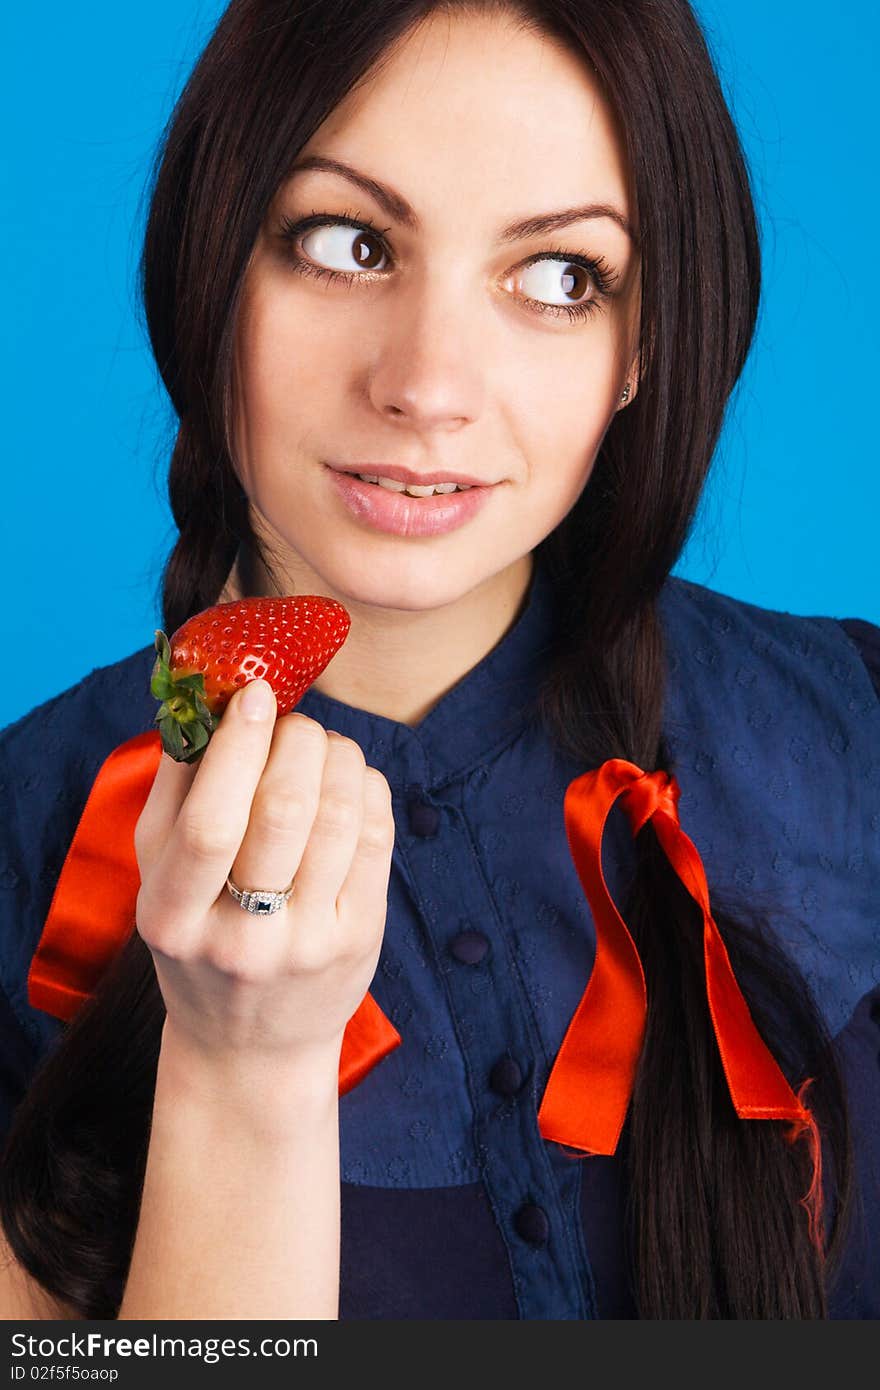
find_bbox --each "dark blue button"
[407,796,440,837]
[489,1056,523,1097]
[514,1203,550,1247]
[449,930,489,965]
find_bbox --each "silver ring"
[225,874,295,916]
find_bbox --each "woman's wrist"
[156,1017,343,1134]
[118,1018,342,1320]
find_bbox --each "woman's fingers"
[226,714,329,897]
[134,676,396,1060]
[210,728,367,975]
[285,732,366,917]
[137,680,277,943]
[133,752,198,880]
[136,673,395,1014]
[334,766,396,924]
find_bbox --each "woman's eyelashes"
[275,211,619,322]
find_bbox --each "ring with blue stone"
[225,874,295,915]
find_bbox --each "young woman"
[1,0,877,1320]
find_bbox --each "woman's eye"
[513,258,597,311]
[299,224,388,273]
[280,216,613,321]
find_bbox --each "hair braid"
[160,423,251,637]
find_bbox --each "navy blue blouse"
[0,562,878,1319]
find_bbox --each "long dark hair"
[0,0,852,1318]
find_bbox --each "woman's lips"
[324,465,497,538]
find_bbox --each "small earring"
[620,382,631,403]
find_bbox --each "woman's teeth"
[355,472,472,497]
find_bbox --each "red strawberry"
[150,595,351,763]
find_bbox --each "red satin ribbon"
[537,758,814,1155]
[28,731,401,1095]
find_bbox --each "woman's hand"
[133,678,395,1071]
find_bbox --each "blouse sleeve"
[0,646,157,1150]
[0,721,70,1148]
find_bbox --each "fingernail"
[240,679,274,720]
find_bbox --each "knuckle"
[359,813,396,852]
[285,713,329,747]
[133,815,148,855]
[340,916,386,964]
[288,933,335,974]
[133,817,158,873]
[326,731,366,765]
[147,934,188,966]
[205,942,269,983]
[284,930,316,971]
[364,769,395,820]
[364,765,393,802]
[134,891,158,944]
[359,828,395,857]
[179,812,238,864]
[252,783,313,837]
[316,793,361,834]
[135,898,187,961]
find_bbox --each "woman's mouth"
[324,464,498,538]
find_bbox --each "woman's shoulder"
[658,578,879,1041]
[660,575,880,704]
[1,644,157,766]
[0,642,157,853]
[0,645,156,1050]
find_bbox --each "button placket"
[407,795,441,838]
[514,1202,550,1247]
[489,1055,524,1097]
[449,930,490,965]
[398,795,594,1319]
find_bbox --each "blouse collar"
[295,558,558,791]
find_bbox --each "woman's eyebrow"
[287,155,636,244]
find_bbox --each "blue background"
[3,2,877,728]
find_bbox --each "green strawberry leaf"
[173,673,207,694]
[184,721,210,754]
[157,715,186,761]
[150,668,175,701]
[192,692,217,726]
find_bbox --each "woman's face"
[232,7,640,612]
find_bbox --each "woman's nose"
[365,274,485,431]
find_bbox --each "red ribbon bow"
[536,757,823,1251]
[28,737,822,1246]
[537,759,813,1149]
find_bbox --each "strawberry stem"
[151,630,220,764]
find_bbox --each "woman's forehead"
[286,9,634,233]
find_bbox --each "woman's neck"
[217,543,534,729]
